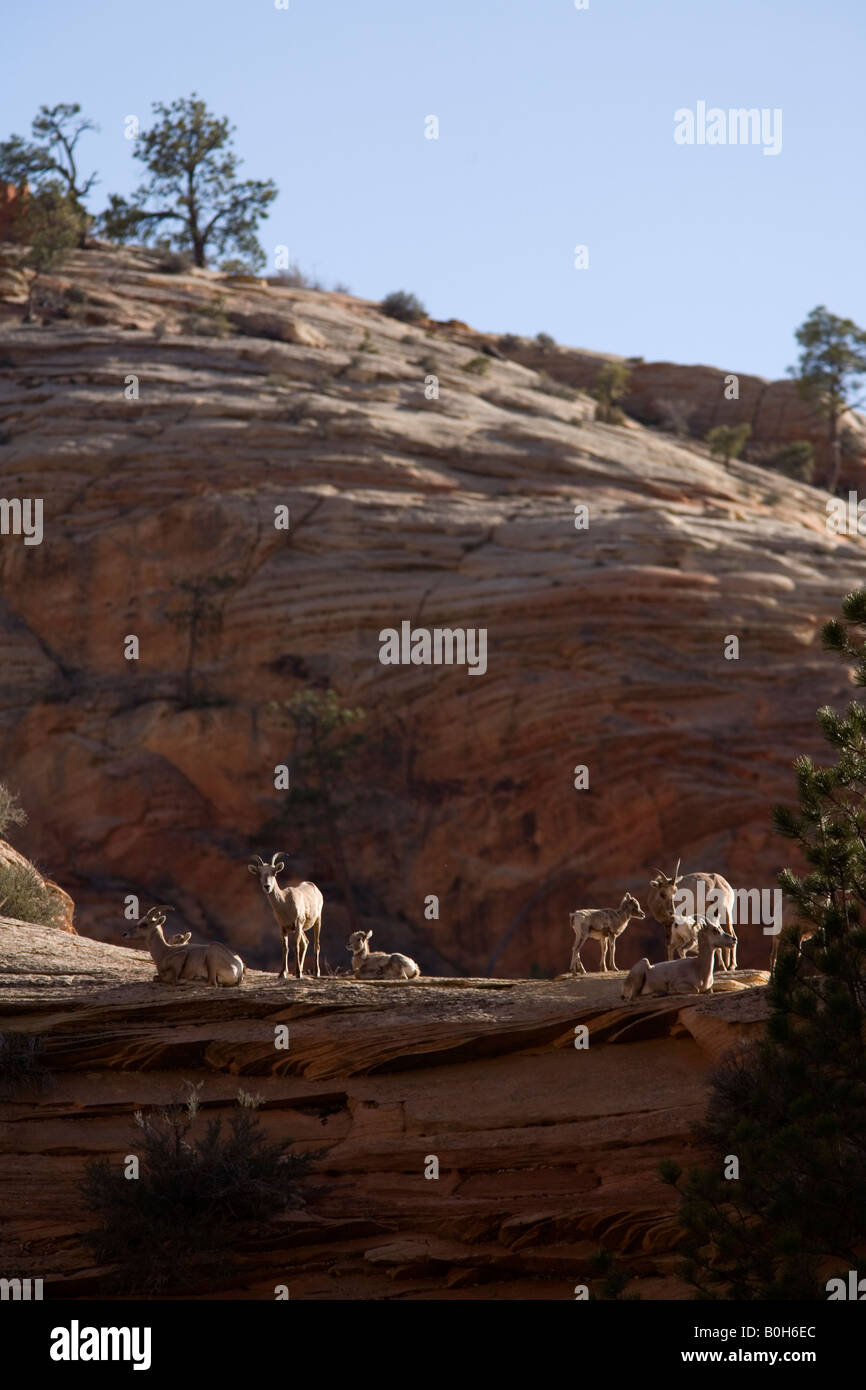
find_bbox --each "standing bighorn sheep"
[621,919,736,1000]
[647,862,738,970]
[347,930,420,980]
[568,892,645,974]
[248,854,324,980]
[123,906,244,986]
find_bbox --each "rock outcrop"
[1,244,865,976]
[0,918,769,1300]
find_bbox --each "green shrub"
[535,331,556,351]
[81,1086,316,1294]
[706,422,752,465]
[0,860,65,927]
[181,296,230,338]
[419,353,437,374]
[592,362,630,423]
[498,332,521,353]
[594,402,626,425]
[20,185,83,274]
[768,439,816,483]
[0,782,27,838]
[64,284,87,304]
[157,250,192,274]
[462,354,490,376]
[380,290,427,323]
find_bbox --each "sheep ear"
[248,862,261,874]
[365,930,373,942]
[274,860,285,873]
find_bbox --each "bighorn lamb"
[248,853,323,979]
[123,906,244,986]
[621,920,736,1000]
[347,930,420,980]
[568,892,645,974]
[647,861,737,970]
[669,914,700,958]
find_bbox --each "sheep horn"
[673,859,681,882]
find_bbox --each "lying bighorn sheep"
[568,892,645,974]
[248,853,324,979]
[347,930,420,980]
[647,862,738,970]
[621,920,736,1000]
[123,906,244,986]
[167,931,191,946]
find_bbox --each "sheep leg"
[279,932,290,981]
[296,929,308,979]
[608,937,617,971]
[313,915,321,978]
[570,937,587,975]
[723,906,737,971]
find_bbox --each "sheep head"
[248,853,287,896]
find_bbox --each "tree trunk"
[823,411,841,492]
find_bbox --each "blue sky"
[4,0,863,377]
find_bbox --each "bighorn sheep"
[669,914,700,958]
[568,892,645,974]
[347,930,420,980]
[248,853,323,980]
[769,920,820,971]
[123,906,244,986]
[621,919,736,1000]
[167,931,191,946]
[647,861,738,970]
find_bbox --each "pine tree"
[0,102,98,247]
[99,95,276,269]
[662,588,866,1299]
[790,306,866,491]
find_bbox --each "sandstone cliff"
[1,243,865,976]
[0,918,768,1300]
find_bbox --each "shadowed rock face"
[0,919,768,1300]
[1,245,865,975]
